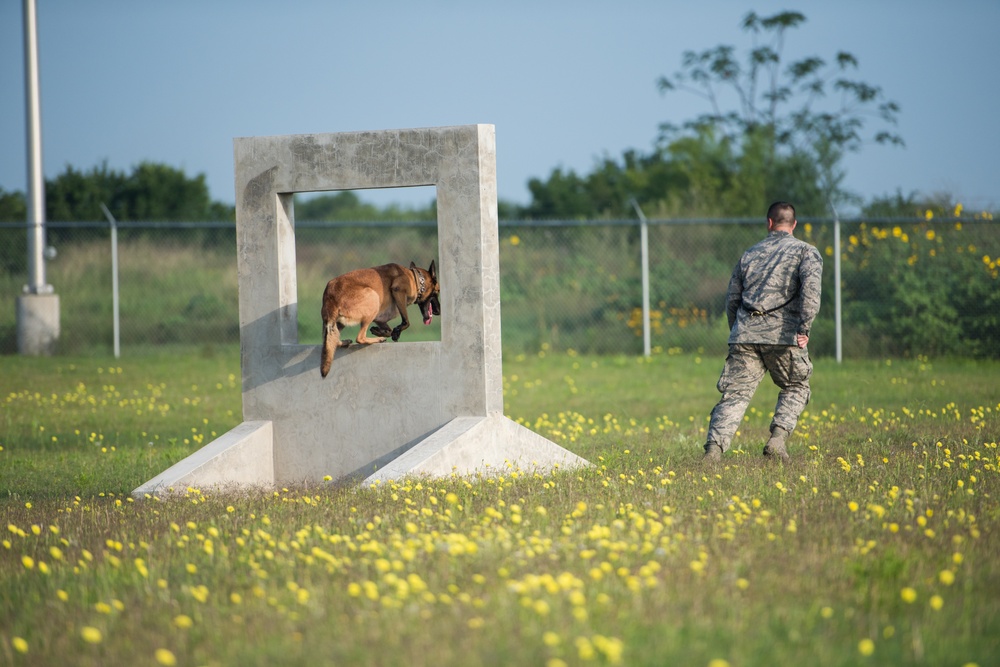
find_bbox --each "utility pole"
[17,0,60,355]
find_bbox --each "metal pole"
[100,204,121,358]
[630,198,651,357]
[827,199,843,364]
[833,217,842,363]
[23,0,50,295]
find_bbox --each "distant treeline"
[2,160,990,228]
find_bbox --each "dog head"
[411,260,440,325]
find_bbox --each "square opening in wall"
[293,187,440,346]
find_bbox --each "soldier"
[703,201,823,462]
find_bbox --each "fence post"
[630,198,651,357]
[833,216,842,363]
[100,203,121,358]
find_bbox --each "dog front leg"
[389,291,411,342]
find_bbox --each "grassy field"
[2,347,998,666]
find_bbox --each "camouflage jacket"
[726,230,823,345]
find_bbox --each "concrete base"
[17,293,60,355]
[133,414,586,496]
[133,421,274,497]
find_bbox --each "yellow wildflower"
[155,648,177,666]
[80,627,103,644]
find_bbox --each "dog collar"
[411,267,426,299]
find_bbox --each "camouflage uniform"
[705,229,823,452]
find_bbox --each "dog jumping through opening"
[319,261,440,378]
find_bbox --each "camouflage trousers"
[706,343,813,452]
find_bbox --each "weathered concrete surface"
[132,125,588,496]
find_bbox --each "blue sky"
[2,0,998,215]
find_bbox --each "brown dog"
[320,261,440,377]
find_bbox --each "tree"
[37,161,234,222]
[656,10,902,215]
[296,191,377,221]
[294,191,438,222]
[518,125,826,219]
[520,150,690,220]
[44,162,126,222]
[522,168,600,219]
[0,186,27,222]
[115,162,232,221]
[519,11,893,220]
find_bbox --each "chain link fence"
[2,217,998,359]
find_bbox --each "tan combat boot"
[703,443,723,462]
[763,426,790,461]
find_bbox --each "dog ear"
[409,261,417,269]
[428,260,436,278]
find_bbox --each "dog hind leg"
[320,321,352,378]
[320,320,339,378]
[355,316,386,345]
[370,321,393,338]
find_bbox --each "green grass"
[2,348,999,666]
[0,346,242,498]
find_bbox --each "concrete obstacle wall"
[134,125,587,496]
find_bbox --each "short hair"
[767,201,796,227]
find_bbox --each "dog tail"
[320,319,338,378]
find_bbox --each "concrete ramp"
[363,415,589,484]
[134,421,274,496]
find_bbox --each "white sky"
[1,0,997,216]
